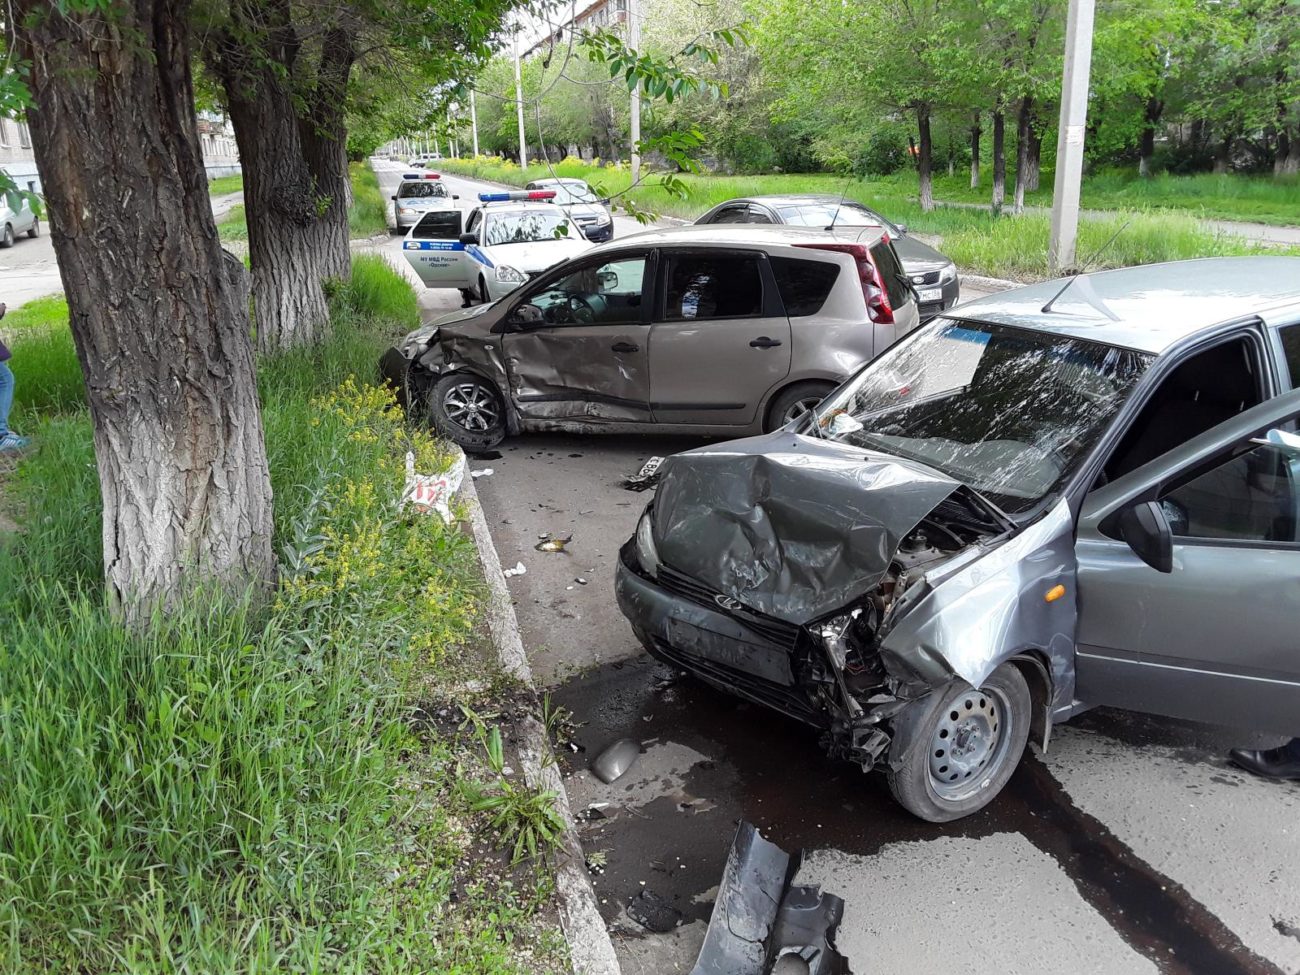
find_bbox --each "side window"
[412,211,462,240]
[663,254,763,321]
[745,205,776,224]
[1160,442,1299,544]
[1280,324,1300,389]
[465,210,482,234]
[709,206,748,225]
[770,257,840,316]
[869,242,910,309]
[519,256,647,327]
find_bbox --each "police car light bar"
[477,190,557,202]
[402,173,442,180]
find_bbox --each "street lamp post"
[628,0,641,183]
[470,89,480,158]
[513,26,529,168]
[1048,0,1096,272]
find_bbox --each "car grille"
[910,269,942,286]
[656,565,803,649]
[648,637,823,726]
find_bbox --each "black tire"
[764,381,836,432]
[0,225,12,249]
[478,274,490,304]
[26,218,39,239]
[427,372,507,450]
[885,663,1031,823]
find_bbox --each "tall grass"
[0,256,560,972]
[1,296,84,420]
[439,156,1300,280]
[348,161,388,237]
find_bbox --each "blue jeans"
[0,360,12,437]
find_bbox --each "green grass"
[0,257,568,973]
[3,296,84,419]
[215,202,248,240]
[439,156,1300,280]
[207,173,244,196]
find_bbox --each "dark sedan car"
[696,195,959,320]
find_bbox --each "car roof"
[952,257,1300,355]
[716,194,877,209]
[530,178,588,186]
[604,223,891,250]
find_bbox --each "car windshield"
[543,182,598,204]
[485,209,572,245]
[814,318,1151,513]
[399,182,448,199]
[778,201,896,234]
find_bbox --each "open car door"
[1075,388,1300,735]
[402,210,469,290]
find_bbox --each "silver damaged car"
[616,256,1300,821]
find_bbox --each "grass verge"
[438,156,1300,280]
[207,173,244,196]
[0,254,570,973]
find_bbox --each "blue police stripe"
[466,245,495,269]
[403,241,465,251]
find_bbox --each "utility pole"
[470,89,480,157]
[628,0,641,183]
[513,24,529,168]
[1048,0,1096,272]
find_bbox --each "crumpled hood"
[652,432,960,624]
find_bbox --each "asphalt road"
[368,160,1300,975]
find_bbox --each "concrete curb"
[460,465,622,975]
[960,272,1022,293]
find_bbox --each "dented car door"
[501,251,653,422]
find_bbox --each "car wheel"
[428,373,506,449]
[27,218,39,239]
[764,381,835,432]
[885,663,1031,823]
[0,224,13,249]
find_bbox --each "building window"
[18,122,31,148]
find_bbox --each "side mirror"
[1118,500,1173,573]
[896,223,908,234]
[390,194,397,200]
[453,194,460,200]
[459,232,478,245]
[508,303,544,327]
[597,270,619,291]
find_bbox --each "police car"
[401,190,594,303]
[390,172,458,232]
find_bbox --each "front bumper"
[578,222,613,242]
[918,277,961,321]
[615,543,824,727]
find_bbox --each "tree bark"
[206,4,354,351]
[970,111,982,189]
[991,104,1006,211]
[916,104,935,212]
[1026,131,1042,191]
[14,0,275,620]
[1213,132,1234,174]
[1138,96,1163,177]
[1013,96,1033,212]
[1279,125,1300,176]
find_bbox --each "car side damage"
[618,432,1078,774]
[690,821,850,975]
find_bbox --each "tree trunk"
[916,105,935,212]
[1213,133,1234,174]
[14,0,275,620]
[1138,96,1163,177]
[991,105,1006,211]
[1279,126,1300,176]
[1013,96,1033,212]
[970,111,982,189]
[206,9,355,351]
[1026,131,1042,191]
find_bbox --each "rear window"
[663,254,763,320]
[870,242,910,309]
[770,257,841,316]
[412,211,462,240]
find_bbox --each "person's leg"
[0,360,13,437]
[1229,737,1300,781]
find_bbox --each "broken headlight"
[400,324,439,358]
[634,509,660,579]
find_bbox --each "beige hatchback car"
[379,225,921,449]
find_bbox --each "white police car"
[401,190,594,302]
[390,172,458,232]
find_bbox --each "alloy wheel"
[442,381,500,432]
[781,396,824,425]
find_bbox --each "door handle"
[611,341,639,353]
[749,336,783,349]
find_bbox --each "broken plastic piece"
[627,888,683,933]
[399,451,465,524]
[471,467,494,479]
[690,822,851,975]
[535,533,573,553]
[575,577,588,585]
[622,455,665,492]
[503,561,526,578]
[591,737,641,784]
